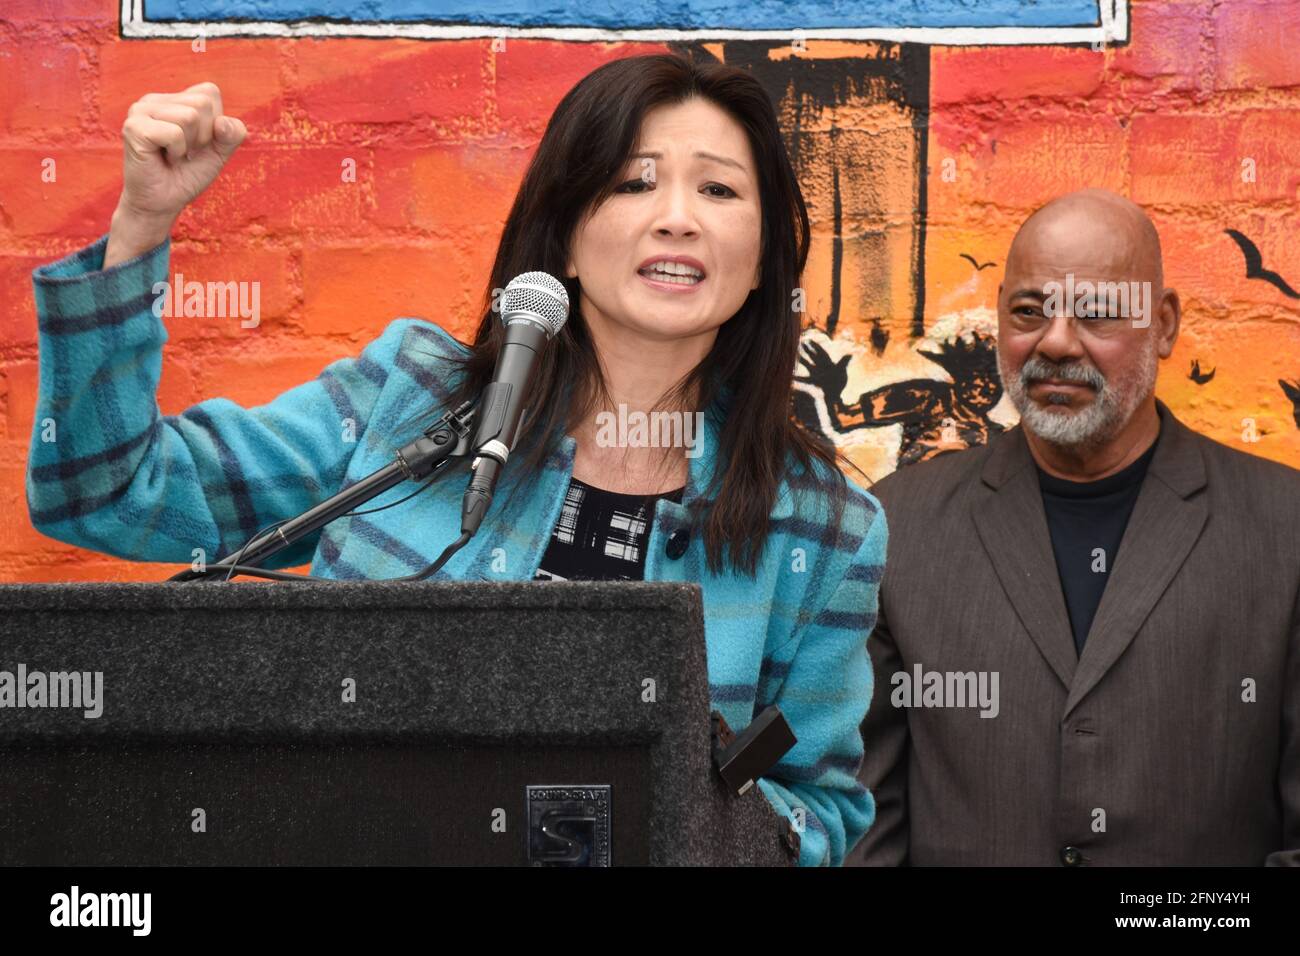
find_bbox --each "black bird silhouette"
[1188,359,1216,385]
[1225,229,1300,299]
[959,253,996,271]
[1281,379,1300,428]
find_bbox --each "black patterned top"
[533,476,686,582]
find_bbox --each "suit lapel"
[1062,402,1209,717]
[972,428,1079,691]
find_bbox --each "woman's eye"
[615,178,652,194]
[703,183,736,198]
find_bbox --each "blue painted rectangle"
[144,0,1106,31]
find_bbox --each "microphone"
[460,271,570,537]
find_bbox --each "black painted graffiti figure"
[795,332,1006,467]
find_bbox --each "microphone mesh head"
[500,272,570,337]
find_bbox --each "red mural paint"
[2,0,1298,580]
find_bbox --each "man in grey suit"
[847,189,1300,866]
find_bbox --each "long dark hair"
[400,52,861,577]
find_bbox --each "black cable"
[165,518,291,582]
[198,563,327,583]
[389,532,473,582]
[223,517,289,582]
[332,472,445,517]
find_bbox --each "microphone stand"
[167,400,479,583]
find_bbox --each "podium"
[0,581,793,866]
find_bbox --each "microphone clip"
[392,400,479,482]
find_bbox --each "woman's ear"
[751,261,761,291]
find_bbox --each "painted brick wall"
[0,0,1296,581]
[922,0,1300,482]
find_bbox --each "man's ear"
[1157,287,1181,358]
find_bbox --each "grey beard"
[998,345,1157,449]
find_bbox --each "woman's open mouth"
[637,256,706,289]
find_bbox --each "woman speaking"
[27,54,887,866]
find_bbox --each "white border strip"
[122,0,1129,45]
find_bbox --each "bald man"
[848,189,1300,866]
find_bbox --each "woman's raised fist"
[105,82,247,268]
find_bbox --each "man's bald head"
[1007,188,1164,291]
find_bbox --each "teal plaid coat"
[28,235,887,866]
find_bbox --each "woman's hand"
[104,82,247,268]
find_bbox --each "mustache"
[1019,356,1105,391]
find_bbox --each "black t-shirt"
[533,477,686,582]
[1036,428,1161,655]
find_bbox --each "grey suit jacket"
[847,400,1300,866]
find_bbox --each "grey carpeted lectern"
[0,581,793,866]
